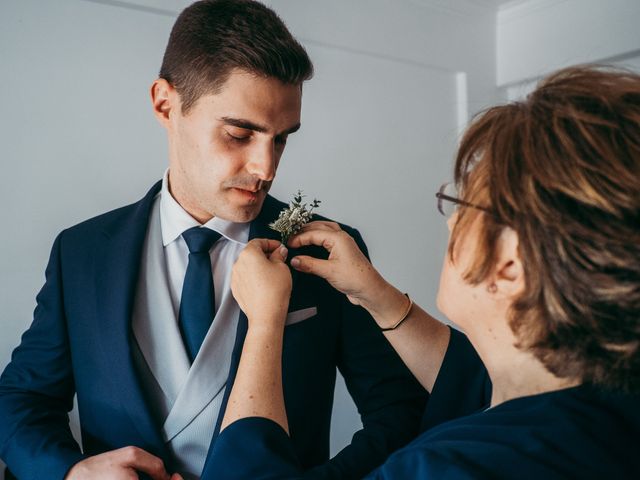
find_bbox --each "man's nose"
[246,142,277,182]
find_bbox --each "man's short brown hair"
[451,66,640,392]
[159,0,313,113]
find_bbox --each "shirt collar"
[159,169,250,247]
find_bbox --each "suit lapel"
[94,181,167,455]
[202,196,289,472]
[248,195,286,242]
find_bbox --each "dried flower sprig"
[269,190,321,244]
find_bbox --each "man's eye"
[225,131,250,142]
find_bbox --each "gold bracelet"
[380,293,413,332]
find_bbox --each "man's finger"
[118,446,170,480]
[288,229,337,252]
[290,255,333,279]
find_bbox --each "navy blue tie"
[179,227,222,363]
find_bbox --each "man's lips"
[231,187,263,201]
[232,187,261,194]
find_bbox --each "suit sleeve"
[313,228,427,479]
[0,232,85,480]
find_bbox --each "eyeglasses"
[435,182,491,217]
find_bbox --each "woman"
[208,66,640,478]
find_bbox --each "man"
[0,1,426,479]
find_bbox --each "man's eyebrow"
[219,117,301,136]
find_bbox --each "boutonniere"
[269,190,321,244]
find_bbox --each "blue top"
[207,329,640,479]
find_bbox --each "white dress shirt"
[131,169,250,478]
[160,169,250,320]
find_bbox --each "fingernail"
[280,246,288,259]
[291,257,300,268]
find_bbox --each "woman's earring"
[487,283,497,294]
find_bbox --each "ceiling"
[406,0,524,16]
[84,0,530,19]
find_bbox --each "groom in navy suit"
[0,1,426,479]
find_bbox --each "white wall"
[498,0,640,93]
[505,54,640,101]
[0,1,499,476]
[0,2,175,476]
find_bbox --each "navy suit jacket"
[0,182,427,480]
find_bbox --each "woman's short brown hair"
[451,66,640,392]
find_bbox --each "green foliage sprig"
[269,190,321,244]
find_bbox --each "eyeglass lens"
[437,183,459,217]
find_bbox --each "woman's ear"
[491,227,524,298]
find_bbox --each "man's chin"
[213,188,268,223]
[219,201,265,223]
[232,208,261,223]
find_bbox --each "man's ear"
[150,78,178,127]
[492,227,524,298]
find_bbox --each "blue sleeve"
[0,232,85,480]
[365,445,479,480]
[210,419,478,480]
[206,322,490,479]
[326,228,428,478]
[209,418,303,479]
[420,328,491,432]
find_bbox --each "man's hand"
[65,446,183,480]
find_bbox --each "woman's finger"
[290,255,333,279]
[299,220,341,232]
[248,238,283,254]
[288,229,338,252]
[269,245,289,263]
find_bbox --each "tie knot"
[182,227,222,254]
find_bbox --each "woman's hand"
[231,239,292,329]
[224,238,291,434]
[288,221,389,310]
[290,222,450,393]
